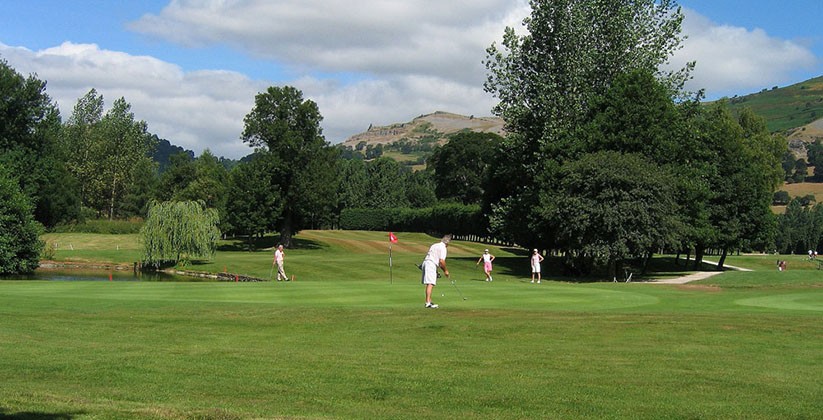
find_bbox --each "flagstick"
[389,244,393,285]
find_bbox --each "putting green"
[735,291,823,312]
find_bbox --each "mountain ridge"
[341,111,505,148]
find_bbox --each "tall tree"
[241,86,336,247]
[156,152,197,202]
[695,103,784,267]
[364,157,409,209]
[63,91,155,219]
[99,97,155,219]
[224,154,280,248]
[483,0,688,252]
[428,132,501,205]
[62,89,105,211]
[0,59,80,227]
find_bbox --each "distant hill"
[342,111,505,148]
[151,137,194,173]
[723,75,823,158]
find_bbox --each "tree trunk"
[693,245,704,270]
[279,211,294,248]
[109,174,120,220]
[717,248,728,270]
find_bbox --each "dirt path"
[646,259,751,284]
[647,270,724,284]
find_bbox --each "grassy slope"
[1,231,821,419]
[724,75,823,133]
[771,181,823,214]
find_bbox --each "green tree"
[99,98,155,219]
[241,86,336,247]
[483,0,688,252]
[806,140,823,179]
[0,59,80,227]
[120,158,159,218]
[405,170,437,208]
[697,104,784,266]
[0,165,43,274]
[176,150,229,209]
[141,200,220,267]
[550,152,679,277]
[337,158,368,212]
[428,132,501,205]
[63,91,156,219]
[224,155,279,249]
[365,157,409,209]
[156,152,196,202]
[792,158,808,183]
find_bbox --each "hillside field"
[1,231,821,419]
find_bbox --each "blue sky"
[1,1,821,158]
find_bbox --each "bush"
[0,167,43,274]
[340,204,486,236]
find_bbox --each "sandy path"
[645,259,752,284]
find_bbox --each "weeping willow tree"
[141,200,220,267]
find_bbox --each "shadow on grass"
[0,408,79,419]
[457,255,725,283]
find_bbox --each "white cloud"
[1,41,263,158]
[670,8,818,97]
[130,0,528,83]
[4,3,817,160]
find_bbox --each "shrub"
[0,166,43,274]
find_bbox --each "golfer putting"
[421,234,452,308]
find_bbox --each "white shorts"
[531,263,541,274]
[421,261,438,285]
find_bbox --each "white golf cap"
[484,249,489,252]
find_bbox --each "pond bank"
[38,260,268,282]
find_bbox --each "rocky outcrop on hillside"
[342,111,505,148]
[787,117,823,159]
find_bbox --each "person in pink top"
[476,249,495,282]
[530,249,544,284]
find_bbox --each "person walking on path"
[530,249,544,284]
[421,234,451,308]
[476,249,495,282]
[274,245,289,281]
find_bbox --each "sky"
[1,1,821,159]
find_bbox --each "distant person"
[530,249,544,283]
[421,234,451,308]
[476,249,495,282]
[274,245,289,281]
[809,250,814,260]
[777,260,787,272]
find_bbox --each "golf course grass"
[1,231,821,419]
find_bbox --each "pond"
[2,268,206,282]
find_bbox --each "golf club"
[450,277,467,300]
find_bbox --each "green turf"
[1,231,821,419]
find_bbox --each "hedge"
[340,204,487,236]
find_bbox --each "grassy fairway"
[2,232,822,419]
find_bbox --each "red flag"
[389,232,398,243]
